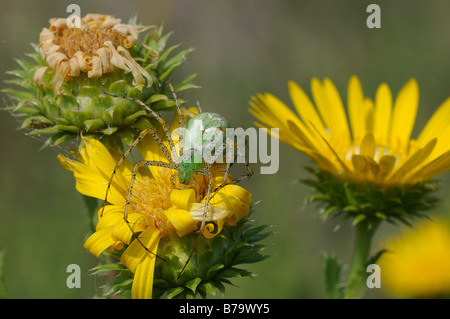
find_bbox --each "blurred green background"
[0,0,449,298]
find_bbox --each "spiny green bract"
[92,208,272,299]
[302,166,439,229]
[3,25,198,150]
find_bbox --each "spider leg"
[168,83,185,130]
[124,159,177,262]
[209,137,254,198]
[177,168,214,279]
[196,169,214,232]
[101,127,174,217]
[105,93,179,163]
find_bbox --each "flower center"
[53,26,123,59]
[129,169,209,236]
[131,173,173,235]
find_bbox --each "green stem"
[344,220,380,299]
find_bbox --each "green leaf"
[374,212,387,220]
[145,94,169,104]
[20,116,53,129]
[2,88,36,100]
[55,125,80,133]
[160,49,194,80]
[27,126,60,135]
[101,127,118,135]
[214,279,226,295]
[323,254,343,299]
[245,232,272,244]
[13,58,35,71]
[108,80,128,95]
[180,73,198,85]
[319,205,338,221]
[90,263,125,275]
[153,279,170,289]
[84,119,106,132]
[206,264,224,280]
[158,44,181,66]
[173,82,200,92]
[53,134,76,146]
[166,286,185,299]
[185,277,202,293]
[198,282,216,296]
[352,214,367,226]
[367,249,387,266]
[124,110,147,125]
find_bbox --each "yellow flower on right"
[249,76,450,187]
[378,219,450,298]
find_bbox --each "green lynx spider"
[100,84,252,274]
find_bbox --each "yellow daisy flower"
[250,75,450,298]
[250,76,450,187]
[378,219,450,298]
[58,130,251,298]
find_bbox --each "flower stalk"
[344,220,380,299]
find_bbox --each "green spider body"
[178,112,230,184]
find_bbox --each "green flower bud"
[4,14,198,149]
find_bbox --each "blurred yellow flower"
[250,76,450,188]
[57,133,251,298]
[378,219,450,298]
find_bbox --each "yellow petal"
[307,151,340,174]
[121,227,161,274]
[131,246,159,299]
[389,79,419,150]
[417,97,450,147]
[112,213,145,245]
[360,132,376,158]
[378,155,397,178]
[288,80,326,136]
[427,125,450,164]
[287,120,321,153]
[352,155,379,178]
[202,219,226,239]
[189,203,232,222]
[312,77,351,145]
[57,154,125,205]
[83,226,116,257]
[363,98,375,134]
[170,189,195,209]
[417,97,450,162]
[96,205,124,231]
[373,82,393,145]
[209,163,234,189]
[138,134,175,181]
[216,185,252,226]
[389,138,437,182]
[410,150,450,181]
[83,137,129,190]
[347,75,367,141]
[312,126,352,175]
[163,207,198,237]
[250,95,315,153]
